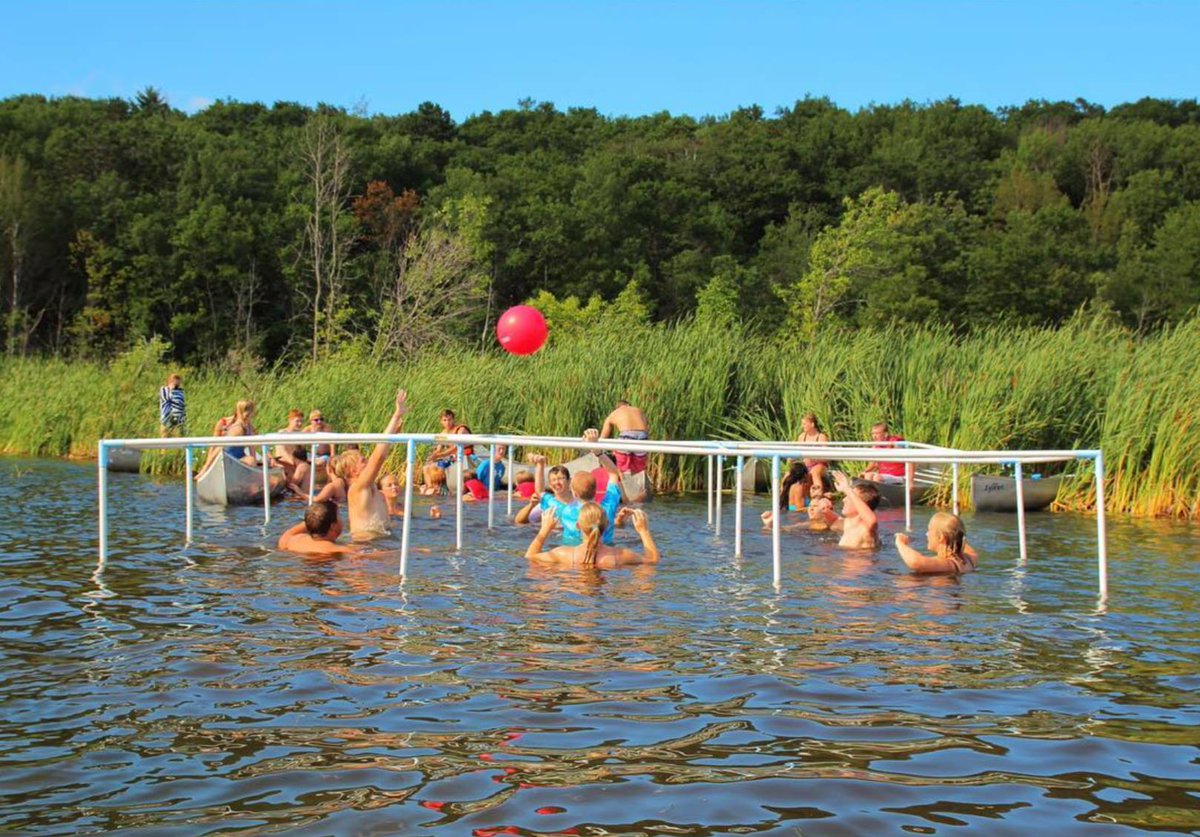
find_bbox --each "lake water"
[2,457,1199,835]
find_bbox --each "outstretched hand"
[832,469,851,493]
[538,507,557,535]
[395,388,408,415]
[630,509,650,534]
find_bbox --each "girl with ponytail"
[894,512,978,574]
[526,502,659,568]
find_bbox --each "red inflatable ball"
[496,305,548,355]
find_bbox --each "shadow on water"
[1,457,1199,834]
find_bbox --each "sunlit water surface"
[1,458,1199,835]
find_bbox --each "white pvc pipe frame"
[96,432,1109,596]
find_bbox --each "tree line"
[1,89,1199,363]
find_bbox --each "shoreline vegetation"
[2,315,1197,519]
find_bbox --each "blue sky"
[1,1,1196,119]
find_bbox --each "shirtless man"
[277,500,357,557]
[337,388,408,540]
[423,409,473,490]
[599,399,650,475]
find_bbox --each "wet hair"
[576,501,609,566]
[930,512,966,559]
[304,501,339,537]
[331,450,361,480]
[548,465,570,483]
[779,461,810,510]
[571,470,598,501]
[852,482,881,510]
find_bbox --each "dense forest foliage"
[1,89,1199,363]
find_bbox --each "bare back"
[603,404,649,436]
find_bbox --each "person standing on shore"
[158,373,186,437]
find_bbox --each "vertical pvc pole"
[506,446,514,517]
[707,455,714,526]
[715,455,723,538]
[185,446,195,544]
[400,440,415,580]
[261,446,271,524]
[735,455,744,558]
[1014,461,1027,565]
[952,461,960,515]
[455,444,464,550]
[487,443,496,530]
[904,462,913,531]
[771,456,781,589]
[308,443,317,504]
[97,442,109,568]
[1094,452,1108,598]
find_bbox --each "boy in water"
[761,470,880,548]
[277,500,358,557]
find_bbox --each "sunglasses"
[311,417,325,423]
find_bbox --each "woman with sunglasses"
[304,410,336,479]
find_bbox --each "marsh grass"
[1,315,1195,517]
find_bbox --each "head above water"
[576,501,609,566]
[928,512,966,557]
[843,482,880,513]
[304,500,339,537]
[332,449,364,480]
[571,470,598,502]
[547,465,571,494]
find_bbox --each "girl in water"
[894,512,978,574]
[526,502,659,568]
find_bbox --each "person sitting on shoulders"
[277,500,357,557]
[526,503,659,569]
[860,421,908,485]
[894,512,978,574]
[797,412,831,496]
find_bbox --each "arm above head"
[531,454,547,496]
[833,471,876,529]
[358,389,407,488]
[525,508,557,560]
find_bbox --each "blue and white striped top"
[159,385,186,427]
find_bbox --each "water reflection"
[1,458,1198,834]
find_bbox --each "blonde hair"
[576,502,608,566]
[332,449,361,480]
[426,468,446,486]
[802,412,822,432]
[930,512,966,560]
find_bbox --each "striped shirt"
[159,385,186,427]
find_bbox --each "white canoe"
[971,473,1063,512]
[196,454,287,506]
[107,446,143,473]
[740,456,941,507]
[445,452,650,502]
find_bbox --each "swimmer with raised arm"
[526,503,659,568]
[894,512,978,574]
[277,500,358,557]
[337,388,408,540]
[760,470,879,548]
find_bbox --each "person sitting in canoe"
[337,388,408,541]
[894,512,978,574]
[422,409,474,490]
[526,503,659,569]
[304,410,335,478]
[860,421,907,484]
[197,400,259,478]
[277,500,358,557]
[274,409,312,496]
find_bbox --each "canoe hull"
[107,446,143,473]
[971,474,1063,512]
[197,454,287,506]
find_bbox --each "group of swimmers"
[194,389,971,576]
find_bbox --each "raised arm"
[584,429,628,502]
[833,471,876,530]
[525,508,558,561]
[630,509,659,563]
[356,389,407,489]
[531,454,547,496]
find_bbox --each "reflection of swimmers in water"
[277,500,358,557]
[526,503,659,568]
[895,512,978,574]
